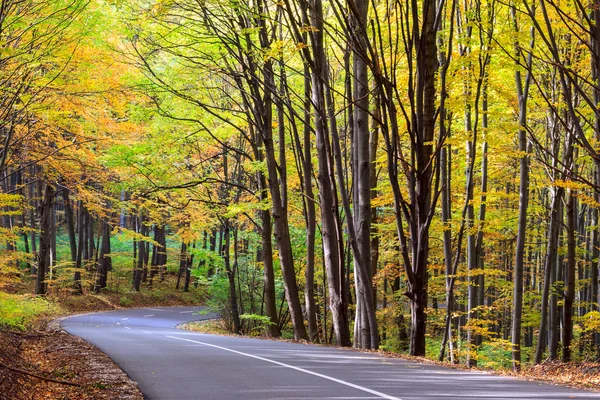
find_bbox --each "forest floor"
[0,276,206,400]
[507,361,600,391]
[0,326,142,400]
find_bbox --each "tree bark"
[95,218,112,292]
[511,6,533,371]
[308,0,351,347]
[563,188,576,361]
[35,183,54,295]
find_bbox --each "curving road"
[62,307,600,400]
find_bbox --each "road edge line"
[165,335,403,400]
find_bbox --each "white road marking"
[121,318,129,321]
[146,308,165,312]
[125,327,131,330]
[144,314,155,317]
[165,335,402,400]
[179,311,194,314]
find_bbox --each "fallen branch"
[2,330,51,338]
[0,361,81,387]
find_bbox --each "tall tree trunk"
[28,169,37,274]
[119,190,126,228]
[223,219,241,334]
[563,188,576,361]
[436,8,456,361]
[302,62,318,343]
[549,209,563,360]
[49,190,56,282]
[261,201,280,337]
[535,186,563,363]
[87,211,95,268]
[63,188,77,265]
[261,65,308,342]
[95,218,112,292]
[350,0,377,350]
[74,201,85,294]
[591,5,600,354]
[466,125,478,367]
[475,84,490,348]
[133,213,144,292]
[176,241,187,290]
[184,241,194,292]
[405,0,438,357]
[308,0,351,347]
[511,6,533,371]
[149,225,160,288]
[35,183,54,295]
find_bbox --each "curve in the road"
[61,307,600,400]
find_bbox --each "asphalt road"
[61,307,600,400]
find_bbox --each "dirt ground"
[0,326,142,400]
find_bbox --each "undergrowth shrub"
[0,293,60,330]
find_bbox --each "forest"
[1,0,600,376]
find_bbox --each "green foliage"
[0,293,60,330]
[201,273,234,330]
[119,296,133,306]
[476,339,514,370]
[240,313,275,336]
[581,311,600,333]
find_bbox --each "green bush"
[119,296,133,306]
[0,293,60,330]
[240,313,276,336]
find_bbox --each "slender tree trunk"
[475,87,489,348]
[88,211,95,268]
[149,225,161,288]
[302,62,318,343]
[132,217,138,286]
[511,6,533,370]
[184,241,194,293]
[535,187,564,363]
[466,130,478,367]
[350,0,377,350]
[119,190,126,228]
[63,188,77,265]
[158,225,167,281]
[261,201,280,337]
[223,219,241,333]
[95,218,112,292]
[261,67,308,341]
[591,5,600,354]
[405,0,438,357]
[35,183,54,295]
[74,201,85,294]
[133,213,144,292]
[563,188,576,361]
[29,171,37,274]
[308,0,351,346]
[49,192,56,282]
[549,211,563,360]
[176,241,186,290]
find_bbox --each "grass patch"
[0,292,61,330]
